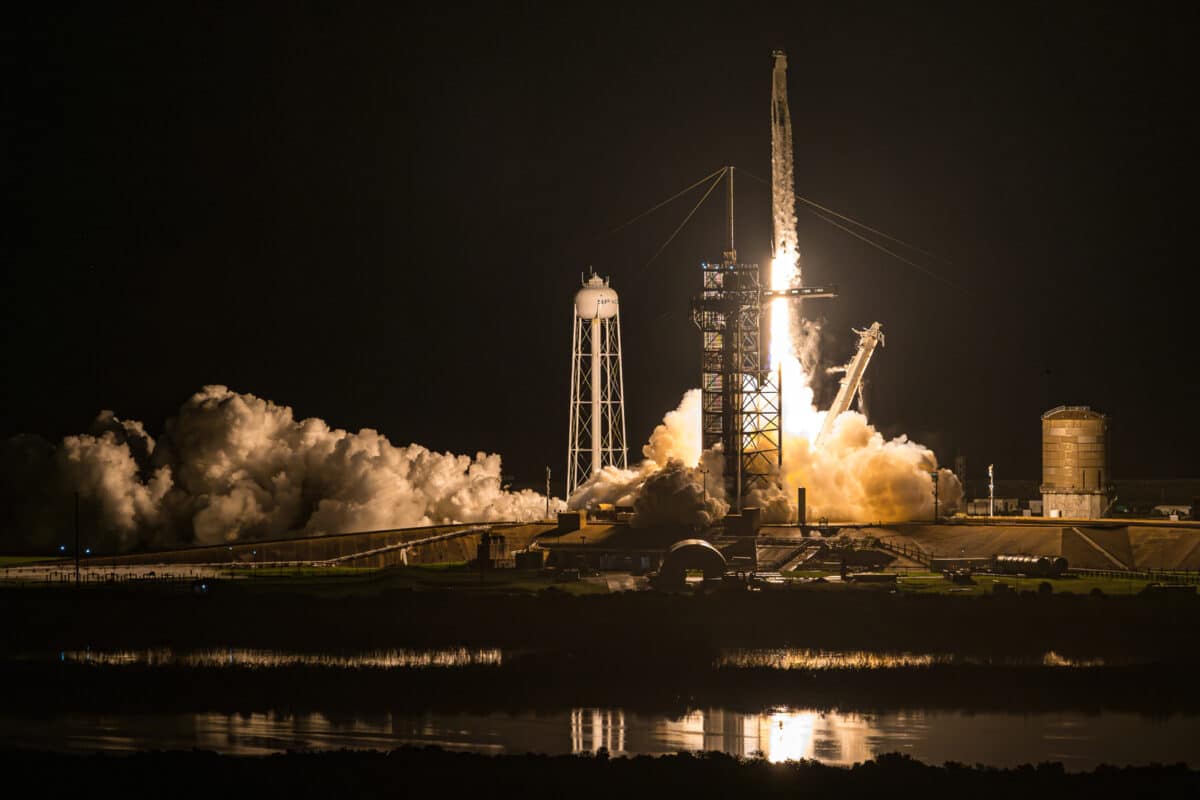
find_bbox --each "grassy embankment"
[0,556,66,567]
[894,573,1163,596]
[0,560,609,597]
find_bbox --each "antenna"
[725,166,736,264]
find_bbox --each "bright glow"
[769,250,824,443]
[768,253,794,370]
[763,709,817,763]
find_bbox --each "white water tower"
[567,272,628,496]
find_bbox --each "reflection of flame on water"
[764,709,817,763]
[650,706,873,764]
[717,648,1110,669]
[58,647,503,669]
[570,709,625,754]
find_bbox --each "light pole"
[988,464,995,517]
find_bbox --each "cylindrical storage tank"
[994,554,1063,577]
[1041,406,1108,493]
[574,274,619,319]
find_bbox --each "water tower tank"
[574,274,619,320]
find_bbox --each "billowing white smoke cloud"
[781,412,962,523]
[632,457,727,529]
[569,369,961,527]
[58,413,172,546]
[9,386,561,551]
[642,389,703,468]
[776,343,962,523]
[568,389,728,528]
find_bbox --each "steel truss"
[566,308,628,496]
[695,258,781,508]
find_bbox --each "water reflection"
[591,708,872,764]
[4,708,1198,769]
[717,649,1111,669]
[571,709,625,754]
[57,647,503,669]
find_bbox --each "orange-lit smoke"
[767,244,960,521]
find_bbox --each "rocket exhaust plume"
[768,49,960,520]
[570,51,962,526]
[0,386,564,552]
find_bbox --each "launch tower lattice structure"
[566,273,628,497]
[696,255,781,507]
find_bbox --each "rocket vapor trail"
[764,49,961,522]
[0,386,563,552]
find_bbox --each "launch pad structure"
[692,169,835,509]
[695,251,777,504]
[689,50,850,512]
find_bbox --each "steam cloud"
[568,389,729,528]
[569,367,961,526]
[1,386,561,552]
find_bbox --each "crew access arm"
[815,323,885,445]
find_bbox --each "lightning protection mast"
[566,271,628,497]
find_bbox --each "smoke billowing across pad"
[568,386,962,524]
[1,385,561,552]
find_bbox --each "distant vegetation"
[2,748,1195,797]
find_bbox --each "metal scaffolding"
[694,256,780,508]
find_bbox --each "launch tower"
[692,170,835,509]
[691,49,837,511]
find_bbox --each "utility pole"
[545,466,551,520]
[74,491,80,588]
[930,471,940,522]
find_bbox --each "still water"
[2,708,1197,769]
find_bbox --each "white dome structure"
[574,274,619,320]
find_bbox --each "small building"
[966,498,1020,515]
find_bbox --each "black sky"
[3,3,1197,491]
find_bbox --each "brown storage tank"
[1041,406,1109,518]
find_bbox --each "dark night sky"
[3,3,1197,492]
